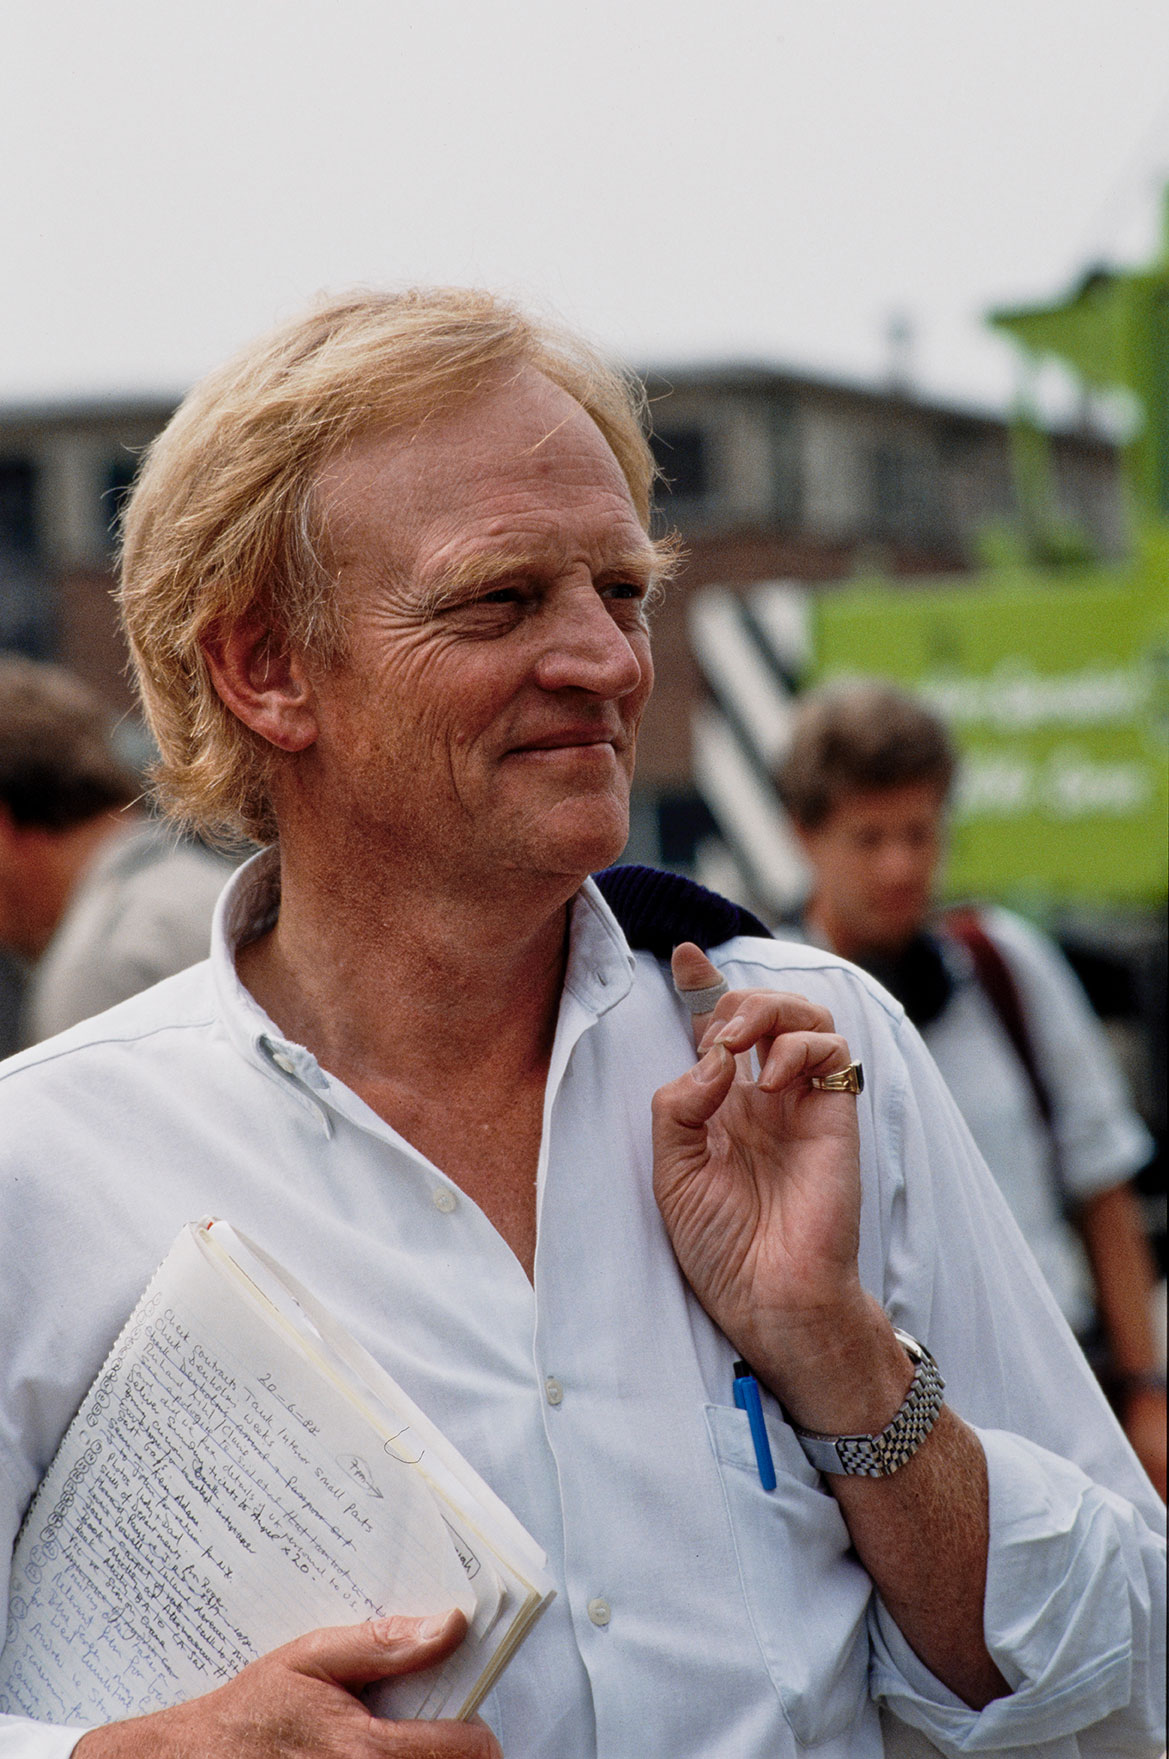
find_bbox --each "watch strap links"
[790,1328,945,1477]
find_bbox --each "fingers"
[670,948,858,1106]
[73,1610,493,1759]
[379,1714,503,1757]
[672,944,835,1050]
[697,989,836,1055]
[708,1000,855,1097]
[755,1031,853,1094]
[283,1608,469,1689]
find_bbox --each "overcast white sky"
[2,0,1167,413]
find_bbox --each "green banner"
[810,542,1169,907]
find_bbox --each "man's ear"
[201,621,319,753]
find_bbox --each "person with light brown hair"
[0,292,1163,1759]
[0,653,230,1045]
[776,677,1165,1497]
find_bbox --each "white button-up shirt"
[0,855,1164,1758]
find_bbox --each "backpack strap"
[944,908,1053,1127]
[592,864,774,959]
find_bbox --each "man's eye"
[604,580,648,602]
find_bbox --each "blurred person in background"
[0,654,234,1048]
[775,677,1166,1497]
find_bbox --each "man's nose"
[533,586,647,698]
[880,840,929,884]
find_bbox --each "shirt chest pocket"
[705,1403,872,1747]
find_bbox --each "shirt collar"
[209,849,637,1117]
[209,847,335,1129]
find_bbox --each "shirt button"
[432,1188,457,1214]
[271,1051,297,1075]
[544,1376,564,1406]
[587,1598,611,1627]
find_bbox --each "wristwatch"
[790,1329,945,1477]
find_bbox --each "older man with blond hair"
[0,289,1163,1759]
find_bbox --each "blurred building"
[0,372,1125,769]
[630,365,1126,863]
[645,361,1124,564]
[0,397,176,711]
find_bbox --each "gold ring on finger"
[809,1060,864,1094]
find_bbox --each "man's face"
[797,782,947,956]
[294,368,657,892]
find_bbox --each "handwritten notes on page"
[0,1219,553,1731]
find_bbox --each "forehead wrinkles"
[316,394,646,591]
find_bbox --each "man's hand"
[72,1610,502,1758]
[654,943,909,1433]
[655,946,1009,1710]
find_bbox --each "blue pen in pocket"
[733,1360,777,1491]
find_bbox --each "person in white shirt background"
[773,678,1165,1499]
[0,654,233,1052]
[0,289,1163,1758]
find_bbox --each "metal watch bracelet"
[790,1328,945,1477]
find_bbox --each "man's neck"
[236,842,575,1096]
[804,898,856,960]
[235,844,579,1281]
[803,898,911,966]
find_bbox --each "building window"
[651,425,710,503]
[0,457,38,556]
[872,445,938,542]
[767,401,801,525]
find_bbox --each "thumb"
[671,941,730,1051]
[281,1608,469,1689]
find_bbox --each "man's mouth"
[509,727,621,755]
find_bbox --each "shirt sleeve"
[0,1719,91,1756]
[858,1004,1166,1756]
[978,908,1154,1201]
[870,1430,1166,1755]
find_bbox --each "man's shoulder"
[681,931,909,1028]
[588,866,905,1027]
[1,961,220,1090]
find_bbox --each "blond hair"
[119,287,664,844]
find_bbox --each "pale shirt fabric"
[22,819,235,1047]
[0,853,1164,1759]
[920,907,1153,1336]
